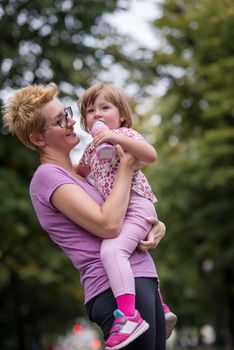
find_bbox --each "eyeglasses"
[43,106,73,130]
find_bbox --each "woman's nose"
[68,117,76,126]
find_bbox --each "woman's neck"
[40,151,74,174]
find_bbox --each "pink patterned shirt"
[79,127,157,203]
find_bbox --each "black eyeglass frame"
[42,106,73,130]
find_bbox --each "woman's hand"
[116,145,144,171]
[138,217,166,253]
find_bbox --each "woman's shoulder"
[30,163,98,196]
[32,164,71,183]
[30,164,77,196]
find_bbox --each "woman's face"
[40,99,79,152]
[85,91,123,131]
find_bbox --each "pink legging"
[100,192,157,297]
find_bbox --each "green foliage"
[1,0,234,348]
[142,0,234,347]
[0,0,134,349]
[0,0,132,94]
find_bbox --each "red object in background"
[91,338,102,349]
[72,323,84,334]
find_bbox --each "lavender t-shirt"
[29,164,157,303]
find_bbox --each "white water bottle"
[91,120,116,161]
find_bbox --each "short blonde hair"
[2,83,58,150]
[78,83,132,131]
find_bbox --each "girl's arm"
[51,146,138,239]
[94,130,157,164]
[75,146,91,177]
[75,163,91,177]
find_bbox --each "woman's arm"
[51,146,139,239]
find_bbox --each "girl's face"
[85,91,124,131]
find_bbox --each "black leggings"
[85,277,166,350]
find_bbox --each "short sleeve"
[113,127,145,140]
[30,164,77,207]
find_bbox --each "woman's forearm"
[51,149,137,239]
[100,161,134,234]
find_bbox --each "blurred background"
[0,0,233,349]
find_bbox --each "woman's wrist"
[118,159,135,174]
[137,218,166,252]
[116,145,137,172]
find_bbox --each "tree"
[0,1,136,349]
[140,0,234,347]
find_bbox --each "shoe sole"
[105,321,149,350]
[165,313,177,339]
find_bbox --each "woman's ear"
[29,132,45,148]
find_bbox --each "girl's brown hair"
[78,83,132,131]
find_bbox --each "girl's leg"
[100,219,151,313]
[158,289,177,339]
[99,197,157,348]
[100,223,151,349]
[85,277,166,350]
[100,197,156,312]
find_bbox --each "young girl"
[77,83,177,349]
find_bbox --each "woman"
[2,83,166,350]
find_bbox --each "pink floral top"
[79,127,157,203]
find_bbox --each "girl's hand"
[138,217,166,253]
[94,130,120,145]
